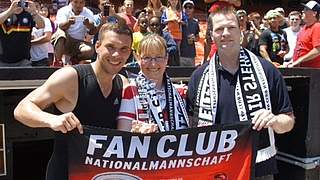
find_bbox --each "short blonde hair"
[138,33,167,56]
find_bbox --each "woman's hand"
[131,120,158,134]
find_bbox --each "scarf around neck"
[194,48,276,163]
[134,72,189,132]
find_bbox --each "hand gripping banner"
[68,122,255,180]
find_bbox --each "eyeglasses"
[141,57,166,63]
[184,5,194,9]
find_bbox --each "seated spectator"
[148,16,178,66]
[51,0,97,66]
[118,0,137,31]
[259,9,288,66]
[0,0,44,67]
[117,34,189,133]
[283,11,301,65]
[180,0,200,66]
[30,2,53,66]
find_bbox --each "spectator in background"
[118,0,136,30]
[148,16,178,66]
[290,1,320,68]
[0,0,44,67]
[145,0,165,17]
[246,12,262,56]
[180,0,200,66]
[92,0,116,62]
[51,0,97,66]
[260,15,270,31]
[236,9,249,47]
[30,2,53,66]
[275,7,289,29]
[131,12,149,66]
[39,5,57,65]
[161,0,184,52]
[283,11,301,66]
[94,0,116,32]
[259,9,288,66]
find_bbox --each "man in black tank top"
[14,16,133,180]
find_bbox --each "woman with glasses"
[117,34,189,133]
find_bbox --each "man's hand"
[99,14,108,24]
[24,1,37,15]
[49,112,83,134]
[9,0,23,15]
[68,16,76,25]
[277,50,287,58]
[131,120,158,134]
[83,18,94,29]
[252,109,277,131]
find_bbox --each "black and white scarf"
[195,48,276,163]
[134,72,189,132]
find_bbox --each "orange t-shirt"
[166,9,182,40]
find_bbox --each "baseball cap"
[301,1,320,11]
[183,0,194,8]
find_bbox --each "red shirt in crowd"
[293,22,320,68]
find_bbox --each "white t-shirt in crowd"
[30,17,52,61]
[55,4,95,40]
[283,27,300,61]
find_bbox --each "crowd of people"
[5,0,320,179]
[1,0,320,68]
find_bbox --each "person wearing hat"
[180,0,200,66]
[290,0,320,68]
[258,9,289,66]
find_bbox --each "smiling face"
[211,12,241,53]
[95,31,132,76]
[138,34,168,85]
[148,16,161,34]
[289,14,301,28]
[138,16,148,33]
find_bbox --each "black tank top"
[46,64,123,180]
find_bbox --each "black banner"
[69,122,254,180]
